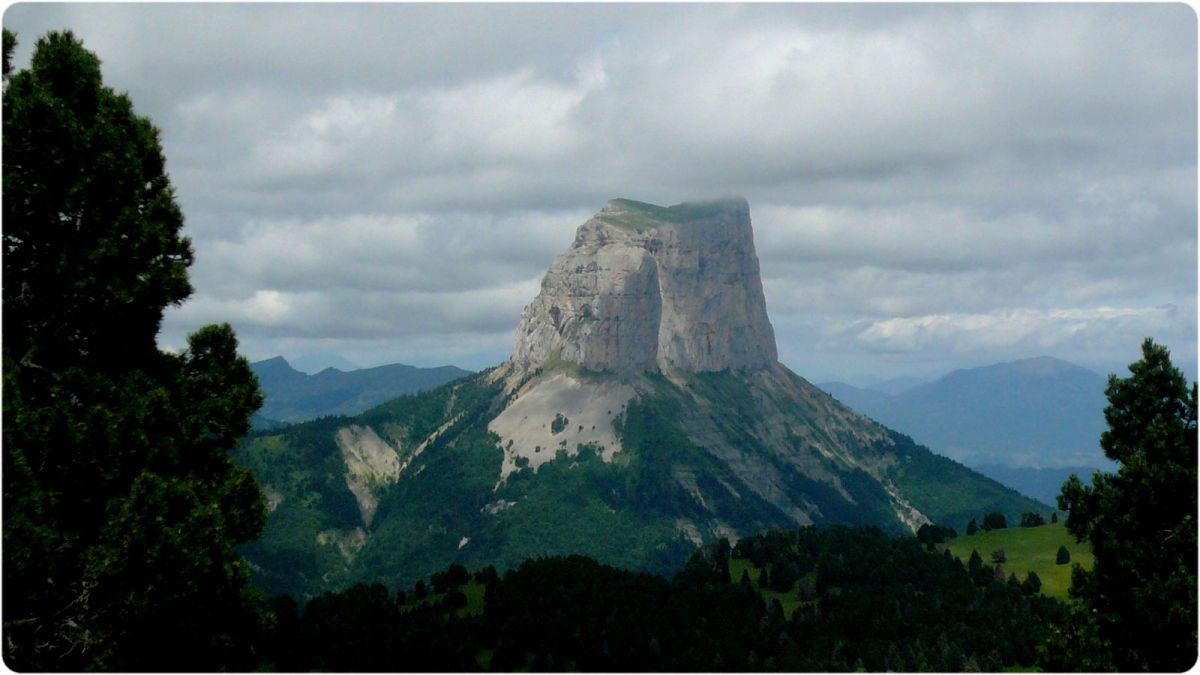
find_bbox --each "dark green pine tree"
[1021,571,1042,596]
[3,30,267,670]
[967,549,983,575]
[758,564,771,589]
[739,569,753,590]
[1046,339,1197,671]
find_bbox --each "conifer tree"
[1021,571,1042,596]
[3,30,265,670]
[739,569,753,591]
[1047,339,1197,671]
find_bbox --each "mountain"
[818,357,1110,469]
[818,381,894,412]
[818,358,1111,504]
[236,197,1044,598]
[249,356,471,425]
[852,374,930,396]
[969,464,1108,507]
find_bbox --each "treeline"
[257,525,1066,671]
[964,509,1055,534]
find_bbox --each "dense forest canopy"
[263,526,1067,672]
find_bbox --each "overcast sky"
[5,3,1196,384]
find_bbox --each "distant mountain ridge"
[250,356,471,426]
[818,356,1112,503]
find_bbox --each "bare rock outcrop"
[335,425,401,527]
[512,197,777,375]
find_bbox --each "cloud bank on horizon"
[5,3,1195,382]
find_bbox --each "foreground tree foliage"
[3,30,267,670]
[263,526,1066,671]
[1045,339,1198,671]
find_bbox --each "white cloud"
[854,306,1180,354]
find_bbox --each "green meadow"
[729,558,806,620]
[945,522,1093,600]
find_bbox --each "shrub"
[1056,546,1071,565]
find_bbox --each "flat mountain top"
[512,195,775,374]
[596,197,749,232]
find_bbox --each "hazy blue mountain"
[972,464,1109,506]
[852,374,930,396]
[250,356,471,426]
[819,356,1110,470]
[818,381,894,412]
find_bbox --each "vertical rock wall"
[512,197,778,374]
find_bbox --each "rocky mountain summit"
[492,198,906,513]
[236,198,1044,598]
[512,197,776,374]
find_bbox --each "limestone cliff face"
[512,197,778,374]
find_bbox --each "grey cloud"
[165,279,538,341]
[186,208,580,296]
[4,3,1193,378]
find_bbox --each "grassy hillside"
[238,364,1059,600]
[944,522,1092,600]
